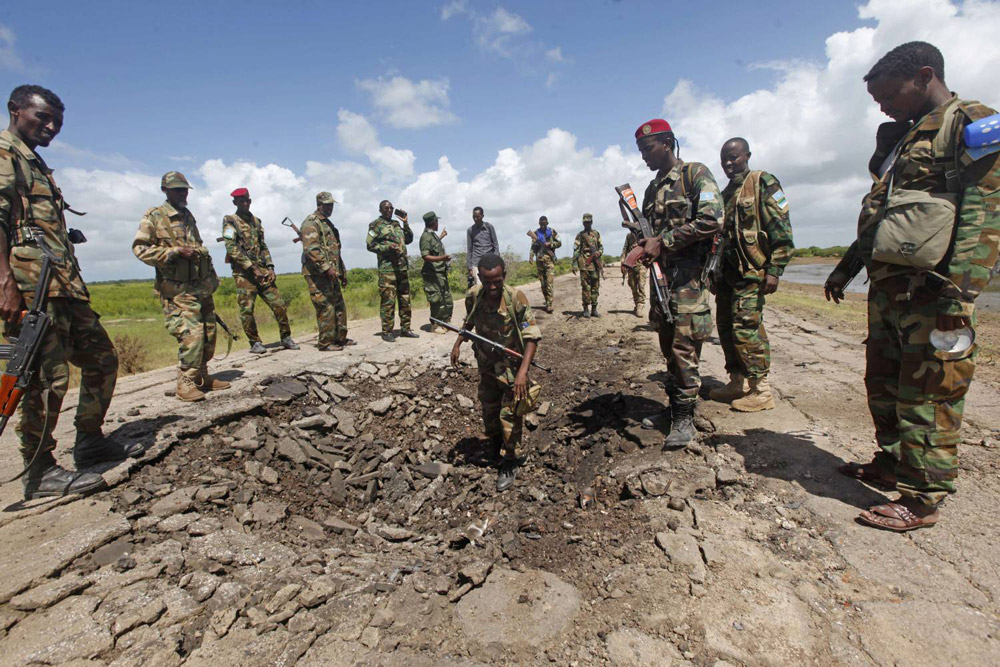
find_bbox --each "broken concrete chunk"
[150,487,198,517]
[369,396,394,415]
[323,516,359,535]
[9,572,90,611]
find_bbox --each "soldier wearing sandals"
[825,42,1000,532]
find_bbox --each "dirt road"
[0,269,997,666]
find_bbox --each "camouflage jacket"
[834,95,1000,317]
[572,230,603,272]
[463,284,541,373]
[721,170,794,279]
[133,201,218,294]
[621,231,640,263]
[222,212,274,274]
[532,227,561,260]
[419,229,448,276]
[641,160,723,267]
[0,129,89,301]
[366,216,412,272]
[300,210,345,278]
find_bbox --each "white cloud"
[0,24,24,71]
[474,7,532,57]
[52,0,1000,285]
[357,75,457,129]
[440,0,468,20]
[661,0,1000,247]
[545,47,569,64]
[335,109,415,181]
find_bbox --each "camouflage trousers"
[715,274,770,379]
[478,367,524,461]
[378,267,412,333]
[579,270,600,307]
[536,256,556,308]
[234,272,290,343]
[651,266,712,404]
[626,266,647,307]
[3,298,118,461]
[159,290,217,370]
[422,271,454,323]
[303,271,348,347]
[866,276,976,507]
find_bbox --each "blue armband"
[964,113,1000,161]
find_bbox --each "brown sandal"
[838,461,896,490]
[857,500,939,532]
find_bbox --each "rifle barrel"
[432,318,551,373]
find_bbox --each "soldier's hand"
[571,267,578,276]
[439,227,448,239]
[254,267,269,281]
[935,313,970,332]
[640,237,663,262]
[176,246,197,259]
[513,369,529,402]
[326,267,339,281]
[824,275,846,304]
[450,338,463,367]
[0,279,25,322]
[620,265,628,276]
[762,274,780,295]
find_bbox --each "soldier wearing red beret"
[634,118,724,447]
[222,187,299,354]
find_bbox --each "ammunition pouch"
[871,189,958,270]
[158,251,218,290]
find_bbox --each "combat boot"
[496,458,518,492]
[177,369,206,402]
[280,336,300,350]
[663,401,696,449]
[74,431,145,469]
[23,452,106,500]
[582,308,591,318]
[591,305,600,318]
[249,341,266,354]
[732,377,776,412]
[709,373,749,403]
[633,304,642,317]
[198,366,231,391]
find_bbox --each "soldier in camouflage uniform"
[825,42,1000,531]
[451,253,541,492]
[419,211,453,333]
[711,137,794,412]
[634,118,723,447]
[301,192,353,350]
[134,171,229,402]
[0,85,139,499]
[621,231,647,316]
[531,215,561,313]
[222,187,298,354]
[572,213,603,317]
[366,200,417,342]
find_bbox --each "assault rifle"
[0,228,59,441]
[280,216,304,243]
[431,317,551,373]
[702,232,726,292]
[616,183,673,323]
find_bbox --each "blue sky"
[1,0,998,280]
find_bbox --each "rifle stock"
[281,216,304,244]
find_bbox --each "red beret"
[230,187,250,198]
[635,119,672,140]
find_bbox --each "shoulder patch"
[699,191,717,202]
[964,113,1000,161]
[222,225,236,240]
[520,320,530,329]
[771,190,788,209]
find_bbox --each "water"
[783,263,1000,311]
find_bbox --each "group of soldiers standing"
[1,41,997,532]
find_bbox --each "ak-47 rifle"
[616,183,673,323]
[583,249,605,278]
[432,317,551,373]
[0,228,59,446]
[281,216,304,243]
[702,231,726,293]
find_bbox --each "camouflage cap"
[582,213,593,222]
[316,191,338,204]
[422,211,441,224]
[161,171,193,190]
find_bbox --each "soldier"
[572,213,603,317]
[301,192,354,350]
[222,187,298,354]
[134,171,230,402]
[710,138,794,412]
[466,206,499,288]
[419,211,453,333]
[1,84,139,499]
[366,200,417,342]
[634,118,723,447]
[621,230,647,317]
[530,215,561,313]
[451,253,541,492]
[824,42,1000,532]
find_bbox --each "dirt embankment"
[0,273,997,666]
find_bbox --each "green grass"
[85,254,578,381]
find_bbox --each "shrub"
[113,334,150,375]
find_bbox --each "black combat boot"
[591,305,599,317]
[496,458,518,492]
[663,401,696,449]
[23,452,106,500]
[74,431,145,469]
